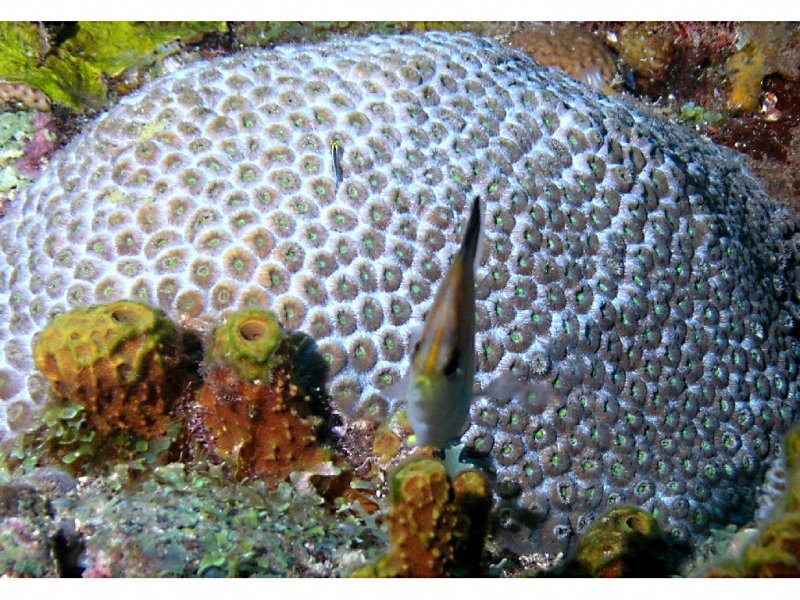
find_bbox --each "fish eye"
[443,348,461,376]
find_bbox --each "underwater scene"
[1,21,800,578]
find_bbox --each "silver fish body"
[331,140,343,191]
[404,197,483,448]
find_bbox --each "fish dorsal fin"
[407,322,423,351]
[479,371,558,408]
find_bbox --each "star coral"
[705,424,800,576]
[0,31,798,561]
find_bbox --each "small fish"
[400,197,484,448]
[331,140,343,191]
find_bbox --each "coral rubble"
[0,482,61,577]
[4,461,378,577]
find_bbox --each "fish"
[331,140,343,191]
[399,196,484,448]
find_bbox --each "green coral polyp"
[208,310,286,382]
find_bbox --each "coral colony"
[1,32,800,564]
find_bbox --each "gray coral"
[0,32,798,560]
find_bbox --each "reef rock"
[1,32,799,560]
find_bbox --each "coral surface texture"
[1,32,799,559]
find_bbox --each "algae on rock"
[0,22,226,111]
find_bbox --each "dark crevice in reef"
[52,520,85,577]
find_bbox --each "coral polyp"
[32,300,193,440]
[704,424,800,577]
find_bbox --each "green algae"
[0,110,35,195]
[0,22,226,111]
[60,22,224,78]
[67,461,376,576]
[678,102,725,128]
[2,458,382,577]
[4,398,181,477]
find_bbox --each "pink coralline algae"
[16,113,57,178]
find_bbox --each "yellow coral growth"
[33,300,190,439]
[371,409,421,465]
[196,362,330,483]
[725,44,767,113]
[567,506,666,577]
[724,23,800,114]
[354,458,491,577]
[196,310,332,483]
[207,310,285,383]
